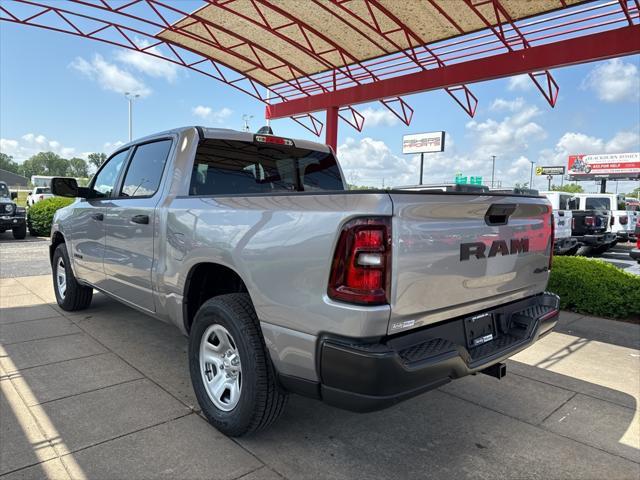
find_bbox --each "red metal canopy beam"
[266,24,640,120]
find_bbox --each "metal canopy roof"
[157,0,586,86]
[1,0,639,149]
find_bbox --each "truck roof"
[115,126,332,155]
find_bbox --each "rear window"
[585,197,611,210]
[558,194,572,210]
[189,139,344,196]
[36,187,51,194]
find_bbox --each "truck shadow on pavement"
[1,289,639,480]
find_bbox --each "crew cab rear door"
[102,139,173,312]
[387,192,552,333]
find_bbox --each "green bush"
[548,256,640,320]
[27,197,74,237]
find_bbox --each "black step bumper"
[317,293,559,412]
[554,237,578,254]
[575,232,616,246]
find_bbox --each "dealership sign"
[535,166,565,176]
[567,152,640,180]
[402,131,445,154]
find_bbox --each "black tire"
[189,293,287,437]
[52,243,93,311]
[12,223,26,240]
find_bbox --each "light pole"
[528,160,535,188]
[491,155,496,188]
[242,114,254,132]
[125,92,140,142]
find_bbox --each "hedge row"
[548,256,640,319]
[27,197,74,237]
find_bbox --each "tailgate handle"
[485,204,516,226]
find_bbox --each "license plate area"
[464,313,496,349]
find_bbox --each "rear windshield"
[190,139,344,196]
[585,197,611,210]
[36,187,51,194]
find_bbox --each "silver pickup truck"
[50,126,559,437]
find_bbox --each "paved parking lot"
[1,284,638,478]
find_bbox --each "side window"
[120,140,172,198]
[92,149,128,198]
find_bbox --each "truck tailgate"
[388,192,552,334]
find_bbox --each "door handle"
[91,213,104,221]
[131,215,149,225]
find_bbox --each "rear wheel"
[189,293,287,437]
[52,243,93,311]
[12,223,26,240]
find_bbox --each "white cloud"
[466,101,546,159]
[191,105,233,123]
[70,54,151,97]
[539,128,640,167]
[360,107,399,127]
[103,140,125,154]
[114,41,179,83]
[0,133,85,162]
[582,59,640,103]
[507,74,531,91]
[490,97,525,112]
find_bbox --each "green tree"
[87,152,107,170]
[68,157,89,178]
[19,152,69,178]
[0,152,20,174]
[551,184,584,193]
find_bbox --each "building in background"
[0,169,28,187]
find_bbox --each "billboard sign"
[535,166,565,176]
[402,131,445,154]
[567,152,640,180]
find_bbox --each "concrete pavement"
[1,275,639,480]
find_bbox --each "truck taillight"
[585,216,595,227]
[548,208,554,271]
[328,217,391,305]
[572,217,575,229]
[620,215,628,225]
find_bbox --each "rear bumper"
[631,248,640,261]
[554,237,578,254]
[294,293,559,412]
[575,232,616,246]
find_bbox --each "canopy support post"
[326,106,339,152]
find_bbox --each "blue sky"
[1,18,639,193]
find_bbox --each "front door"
[102,139,172,312]
[70,149,129,289]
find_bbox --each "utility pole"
[419,153,424,185]
[528,160,535,188]
[124,92,140,142]
[491,155,496,188]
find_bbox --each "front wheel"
[189,294,287,437]
[12,223,26,240]
[52,243,93,311]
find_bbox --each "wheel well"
[183,263,248,332]
[50,232,65,262]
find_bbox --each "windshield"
[585,197,611,210]
[190,138,344,195]
[36,187,51,194]
[0,183,9,198]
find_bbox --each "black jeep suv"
[0,181,27,239]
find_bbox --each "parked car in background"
[568,195,615,254]
[541,191,578,255]
[575,193,638,243]
[0,181,27,239]
[631,222,640,263]
[49,126,559,437]
[27,186,54,207]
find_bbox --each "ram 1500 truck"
[49,127,559,437]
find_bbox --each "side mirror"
[10,192,17,200]
[51,177,89,198]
